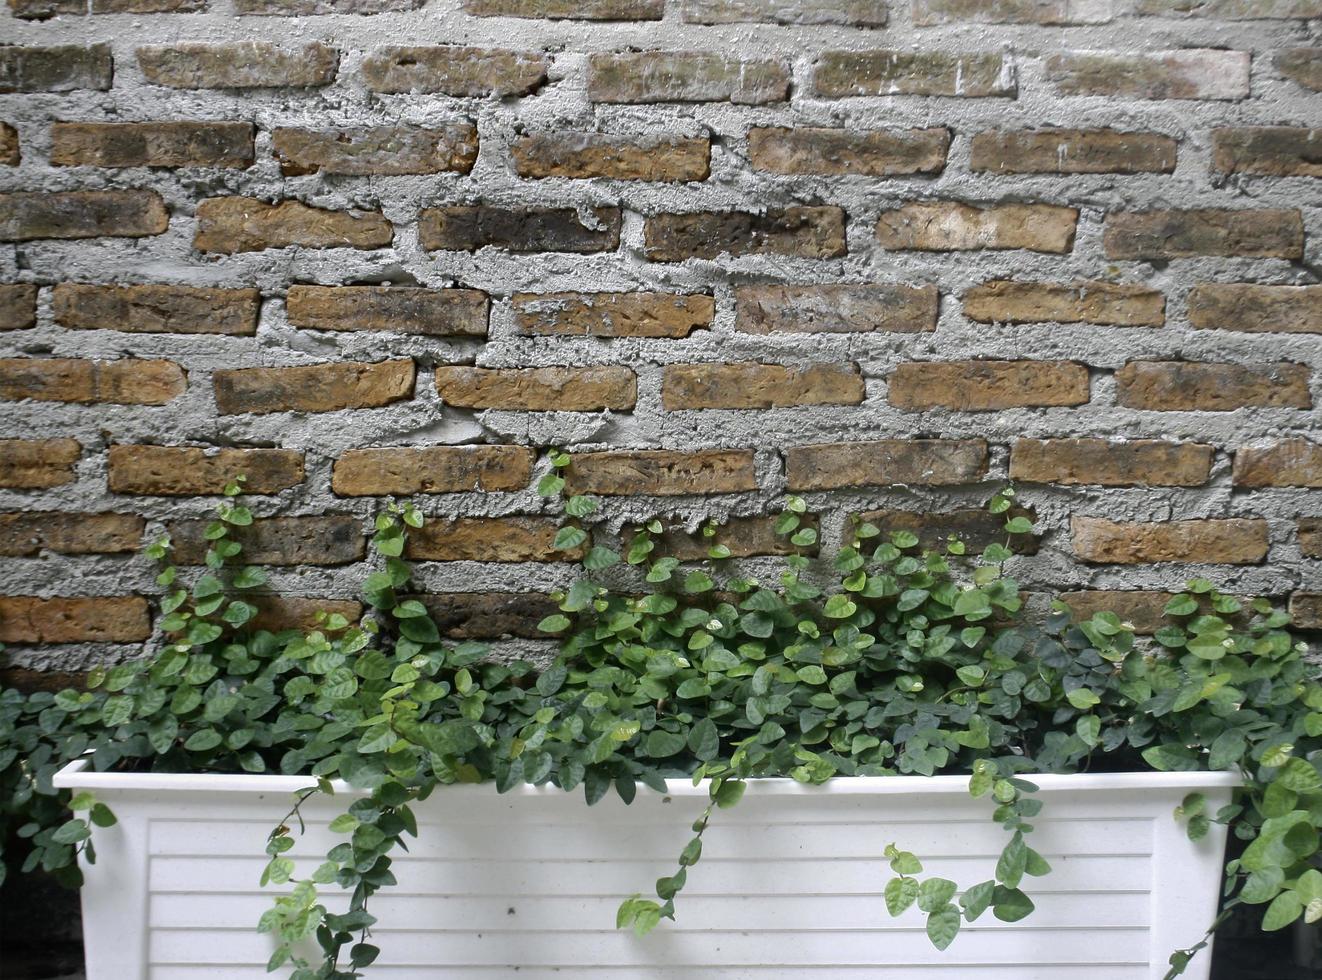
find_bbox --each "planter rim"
[54,757,1242,797]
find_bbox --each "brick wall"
[0,0,1319,682]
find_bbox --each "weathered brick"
[236,0,420,12]
[512,133,710,181]
[1188,284,1322,335]
[0,596,150,644]
[8,0,82,18]
[286,286,487,336]
[1278,48,1322,91]
[1104,210,1303,260]
[662,362,864,409]
[890,360,1089,410]
[273,125,477,177]
[1116,361,1311,411]
[914,0,1112,23]
[970,128,1176,174]
[0,439,80,489]
[565,450,758,495]
[53,284,259,336]
[1045,49,1249,100]
[0,123,18,166]
[785,439,989,490]
[627,515,819,560]
[214,360,415,415]
[464,0,661,17]
[1059,591,1178,634]
[1136,0,1321,16]
[0,191,168,242]
[877,203,1077,253]
[405,517,582,562]
[588,52,789,104]
[195,198,393,254]
[0,45,112,93]
[0,285,37,331]
[1212,127,1322,177]
[963,280,1164,326]
[858,505,1039,554]
[412,593,558,639]
[435,366,637,411]
[1010,438,1213,486]
[169,516,365,566]
[107,445,303,495]
[736,284,938,334]
[94,0,206,10]
[515,292,713,338]
[0,358,185,405]
[813,51,1015,98]
[1290,593,1322,629]
[361,47,547,97]
[246,597,363,633]
[419,206,620,253]
[1299,518,1322,557]
[332,446,534,496]
[0,668,87,693]
[1233,440,1322,488]
[644,207,846,261]
[1072,516,1268,564]
[50,122,254,169]
[683,0,887,22]
[137,43,339,89]
[748,126,949,176]
[0,512,143,557]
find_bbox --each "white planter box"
[55,761,1238,980]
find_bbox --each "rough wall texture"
[0,0,1320,682]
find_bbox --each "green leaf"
[52,819,90,844]
[996,833,1028,889]
[884,876,919,916]
[918,878,958,913]
[1278,758,1322,793]
[553,526,588,551]
[184,729,222,751]
[1065,688,1099,710]
[991,886,1035,922]
[714,780,745,809]
[538,614,571,633]
[887,847,923,875]
[1263,891,1303,931]
[926,905,961,950]
[645,730,686,758]
[960,880,996,921]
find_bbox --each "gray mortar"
[0,0,1320,670]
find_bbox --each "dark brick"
[512,133,710,181]
[682,0,887,22]
[1188,284,1322,335]
[0,439,80,489]
[419,206,621,253]
[0,284,37,331]
[1278,48,1322,91]
[644,207,847,261]
[361,47,548,96]
[169,515,365,565]
[412,592,560,639]
[213,360,415,415]
[273,124,478,176]
[50,122,254,169]
[970,128,1176,174]
[108,445,304,495]
[1212,127,1322,177]
[53,284,259,336]
[858,506,1040,554]
[748,126,949,176]
[0,512,143,557]
[1104,210,1304,260]
[286,286,487,336]
[464,0,662,16]
[0,191,168,242]
[1116,361,1312,411]
[0,45,113,93]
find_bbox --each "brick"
[1071,516,1268,564]
[1212,127,1322,177]
[169,516,365,566]
[1290,593,1322,629]
[419,206,620,253]
[662,362,864,409]
[50,122,254,170]
[1104,210,1303,260]
[736,284,938,334]
[1188,284,1322,335]
[1278,49,1322,91]
[0,596,150,644]
[627,515,818,560]
[286,286,488,336]
[0,358,185,405]
[0,512,143,557]
[914,0,1112,23]
[0,45,113,93]
[1059,591,1177,634]
[858,506,1039,554]
[405,516,581,562]
[412,593,559,640]
[0,123,17,166]
[877,203,1077,254]
[246,597,363,633]
[195,198,393,254]
[94,0,206,9]
[332,446,534,496]
[464,0,662,17]
[963,280,1164,326]
[1136,0,1321,16]
[1116,361,1311,411]
[588,52,789,104]
[0,439,80,489]
[0,191,168,242]
[0,669,87,693]
[0,285,37,331]
[970,128,1176,174]
[644,207,846,261]
[236,0,420,12]
[361,47,547,97]
[8,0,82,17]
[213,359,415,415]
[748,126,949,176]
[515,292,713,338]
[813,51,1015,98]
[53,284,259,336]
[683,0,887,22]
[890,360,1089,410]
[512,133,710,181]
[1300,518,1322,557]
[137,43,339,89]
[1045,50,1250,100]
[785,439,988,490]
[435,366,637,411]
[1010,438,1213,486]
[1233,440,1322,488]
[272,125,477,177]
[107,445,303,495]
[564,450,758,495]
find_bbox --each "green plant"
[1,461,1319,980]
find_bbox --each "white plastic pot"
[55,760,1238,980]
